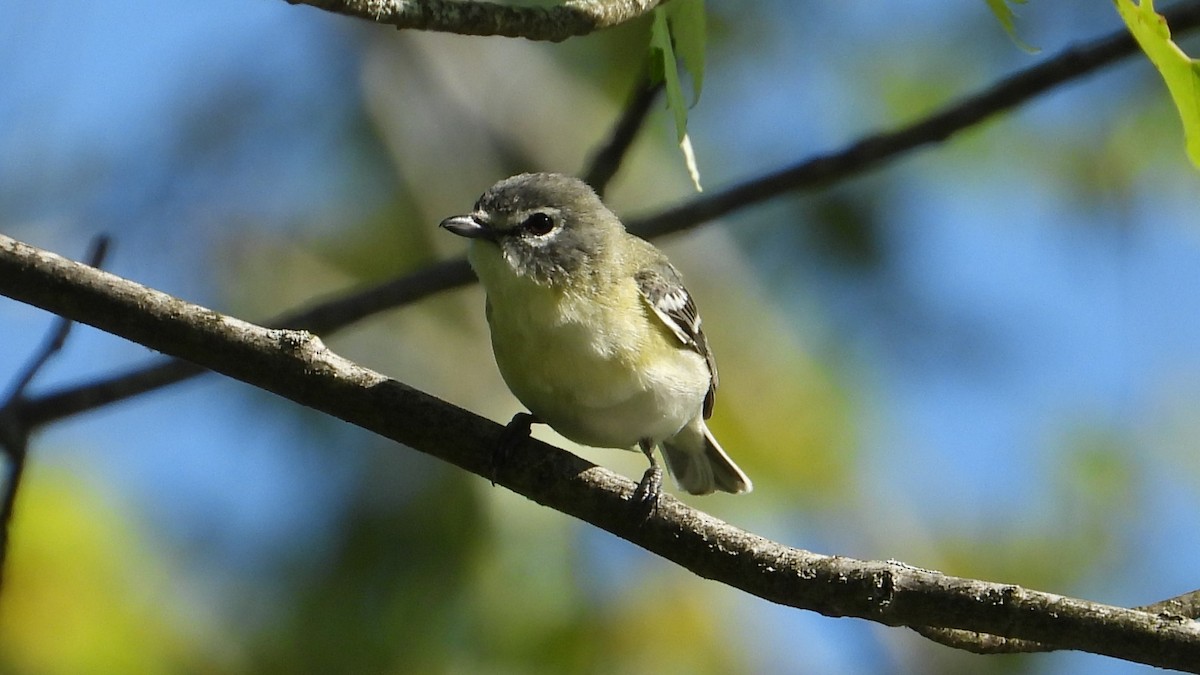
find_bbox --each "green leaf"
[983,0,1039,53]
[649,3,705,190]
[666,0,706,104]
[649,8,687,143]
[1115,0,1200,168]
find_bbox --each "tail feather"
[660,420,752,495]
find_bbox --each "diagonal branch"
[14,258,474,428]
[4,236,111,402]
[913,587,1200,655]
[2,234,1200,671]
[630,0,1200,237]
[583,76,664,196]
[285,0,663,41]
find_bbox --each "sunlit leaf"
[649,1,707,191]
[650,8,687,142]
[1115,0,1200,168]
[983,0,1039,53]
[666,0,706,104]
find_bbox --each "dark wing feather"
[635,265,719,418]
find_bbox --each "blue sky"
[3,0,1199,672]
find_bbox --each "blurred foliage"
[0,466,220,673]
[4,0,1200,673]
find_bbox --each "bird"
[440,172,751,502]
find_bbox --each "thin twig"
[583,77,664,197]
[630,0,1200,238]
[0,235,111,592]
[16,258,474,428]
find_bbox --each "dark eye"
[522,212,555,236]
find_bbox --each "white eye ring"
[522,212,555,236]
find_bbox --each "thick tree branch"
[4,239,110,400]
[914,587,1200,655]
[285,0,663,41]
[14,258,474,428]
[2,236,1200,671]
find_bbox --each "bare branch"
[1146,589,1200,619]
[583,77,664,196]
[2,233,1200,670]
[4,236,110,402]
[914,625,1052,656]
[15,258,474,428]
[913,587,1200,656]
[285,0,663,41]
[0,416,26,598]
[629,0,1200,238]
[16,360,203,429]
[271,258,473,334]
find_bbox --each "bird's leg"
[632,439,663,513]
[494,412,540,486]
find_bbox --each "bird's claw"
[632,464,663,517]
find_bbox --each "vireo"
[441,173,751,501]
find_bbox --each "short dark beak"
[440,214,496,241]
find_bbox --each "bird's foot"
[632,464,663,516]
[632,439,662,517]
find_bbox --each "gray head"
[440,173,623,286]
